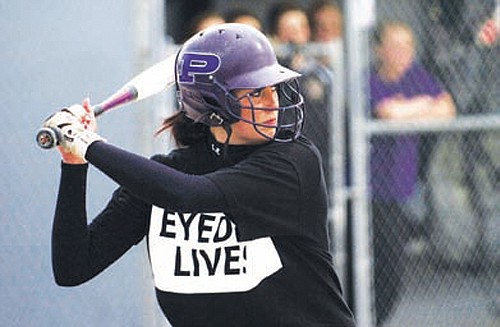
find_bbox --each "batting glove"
[57,121,105,159]
[44,103,96,130]
[43,105,105,160]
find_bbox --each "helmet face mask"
[176,23,305,142]
[225,79,304,142]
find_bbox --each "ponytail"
[155,111,210,147]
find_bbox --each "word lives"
[159,211,248,277]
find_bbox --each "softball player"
[45,23,355,326]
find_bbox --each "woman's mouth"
[262,118,277,126]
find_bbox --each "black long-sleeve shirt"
[53,135,356,326]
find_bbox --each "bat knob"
[36,127,60,149]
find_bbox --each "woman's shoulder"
[264,135,319,154]
[150,142,208,169]
[256,136,325,188]
[255,136,322,168]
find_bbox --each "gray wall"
[0,1,163,326]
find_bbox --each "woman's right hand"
[44,98,98,164]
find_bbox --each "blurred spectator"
[416,1,499,265]
[266,1,311,71]
[267,1,310,44]
[418,0,498,115]
[306,2,346,141]
[267,1,336,190]
[308,0,343,43]
[307,0,344,75]
[184,11,225,41]
[369,20,456,326]
[224,8,263,31]
[415,0,498,187]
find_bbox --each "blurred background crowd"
[1,0,497,326]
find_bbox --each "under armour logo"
[209,112,224,125]
[178,52,221,84]
[211,143,222,156]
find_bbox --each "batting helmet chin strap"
[208,111,225,126]
[209,120,233,161]
[221,123,232,146]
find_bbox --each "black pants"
[372,201,412,326]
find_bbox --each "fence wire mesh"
[2,0,497,326]
[370,1,499,326]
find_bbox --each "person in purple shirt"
[369,20,456,325]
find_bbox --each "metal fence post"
[345,0,376,325]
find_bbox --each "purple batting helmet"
[176,23,305,142]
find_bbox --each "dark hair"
[372,22,386,46]
[224,8,259,23]
[184,11,224,42]
[156,111,210,148]
[266,1,304,36]
[372,20,413,46]
[307,0,342,31]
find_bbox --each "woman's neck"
[378,65,403,82]
[210,126,231,144]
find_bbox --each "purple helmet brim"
[226,63,301,90]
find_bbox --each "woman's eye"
[249,90,262,97]
[249,86,277,98]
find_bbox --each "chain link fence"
[371,1,499,326]
[2,0,497,326]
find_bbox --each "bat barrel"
[93,85,138,117]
